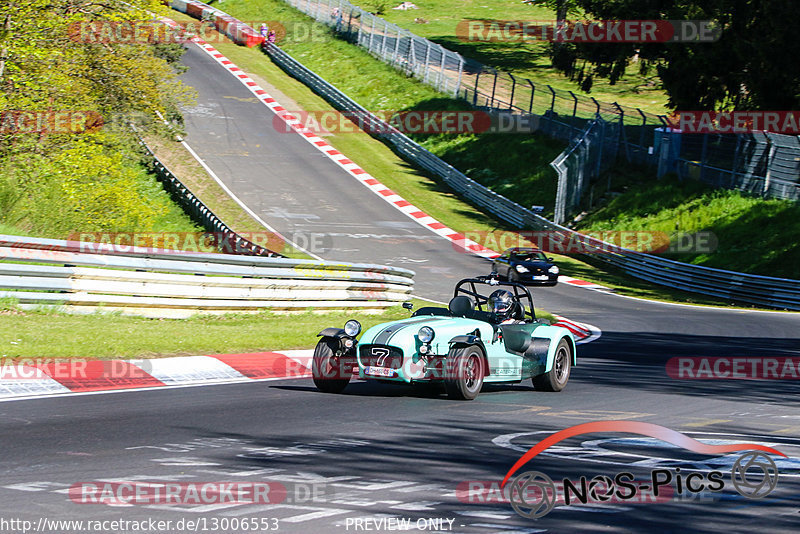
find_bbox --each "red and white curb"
[0,351,313,402]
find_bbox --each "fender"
[544,333,577,373]
[448,335,491,376]
[318,327,347,338]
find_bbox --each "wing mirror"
[402,302,414,310]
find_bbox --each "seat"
[448,295,475,317]
[412,307,450,317]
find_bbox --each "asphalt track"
[1,42,799,534]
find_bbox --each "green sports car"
[311,274,576,400]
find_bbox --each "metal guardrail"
[137,137,284,258]
[0,236,415,317]
[174,6,800,310]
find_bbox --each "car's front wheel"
[444,346,485,400]
[532,338,571,392]
[312,337,352,394]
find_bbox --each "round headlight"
[516,264,529,273]
[548,265,560,275]
[344,320,361,337]
[418,326,435,344]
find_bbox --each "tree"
[544,0,800,111]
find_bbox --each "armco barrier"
[138,137,282,258]
[0,235,414,317]
[172,6,800,310]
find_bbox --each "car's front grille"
[359,345,404,369]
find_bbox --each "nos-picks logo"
[500,421,785,519]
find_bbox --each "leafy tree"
[542,0,800,110]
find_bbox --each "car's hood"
[360,315,492,348]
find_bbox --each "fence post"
[392,28,402,66]
[367,14,375,51]
[547,85,556,134]
[423,40,431,83]
[568,91,578,131]
[637,108,648,157]
[700,133,709,183]
[490,70,498,108]
[381,20,388,55]
[528,80,535,114]
[455,57,464,97]
[472,70,480,106]
[764,137,777,196]
[591,97,600,118]
[438,48,447,92]
[508,73,516,110]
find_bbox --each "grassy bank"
[575,172,800,279]
[0,298,557,358]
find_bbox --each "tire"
[312,337,352,394]
[444,346,485,400]
[532,338,572,392]
[509,270,520,283]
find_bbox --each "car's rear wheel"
[532,338,571,392]
[444,346,485,400]
[312,337,352,394]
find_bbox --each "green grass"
[351,0,670,114]
[0,298,556,358]
[575,172,800,279]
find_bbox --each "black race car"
[491,247,559,286]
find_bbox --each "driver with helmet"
[488,289,523,324]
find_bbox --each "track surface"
[1,43,798,533]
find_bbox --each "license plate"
[365,366,395,377]
[533,275,549,280]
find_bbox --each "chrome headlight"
[515,264,529,273]
[344,320,361,337]
[418,326,435,344]
[548,265,560,275]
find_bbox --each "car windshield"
[513,251,546,262]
